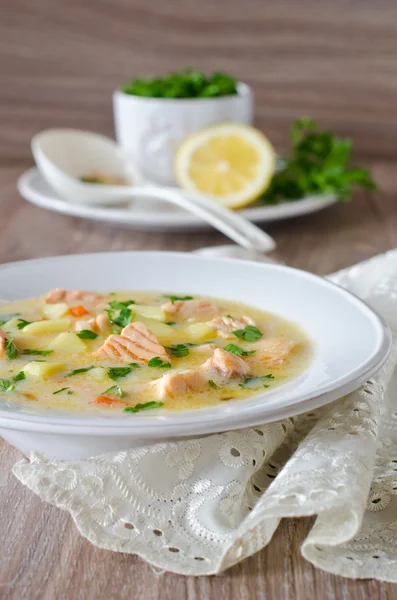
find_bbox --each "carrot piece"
[90,395,126,406]
[69,305,89,317]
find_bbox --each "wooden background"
[1,1,397,598]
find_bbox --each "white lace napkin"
[12,249,397,580]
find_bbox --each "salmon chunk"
[202,348,250,383]
[95,321,168,363]
[0,328,6,358]
[89,313,110,333]
[44,288,102,306]
[150,346,249,400]
[253,338,296,365]
[75,313,110,334]
[162,299,218,321]
[210,315,255,338]
[152,370,207,400]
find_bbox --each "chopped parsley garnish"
[66,365,94,377]
[224,344,256,357]
[232,325,263,342]
[12,371,25,383]
[166,344,189,358]
[108,299,136,310]
[0,379,15,392]
[239,374,275,389]
[17,319,33,330]
[80,176,106,184]
[102,384,124,398]
[53,387,71,395]
[108,365,139,380]
[148,356,172,369]
[208,379,220,390]
[106,307,134,329]
[163,295,193,304]
[124,401,163,413]
[5,338,18,360]
[76,329,98,339]
[165,321,176,326]
[260,117,376,205]
[0,370,26,392]
[23,349,53,356]
[121,69,237,99]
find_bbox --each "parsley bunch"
[261,117,376,204]
[121,69,237,99]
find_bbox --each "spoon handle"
[135,186,276,253]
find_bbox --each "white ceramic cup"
[113,82,253,185]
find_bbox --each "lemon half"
[175,123,276,209]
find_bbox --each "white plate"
[18,167,337,232]
[0,252,391,460]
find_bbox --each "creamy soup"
[0,290,312,414]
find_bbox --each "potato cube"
[138,317,174,342]
[22,319,71,336]
[48,332,87,354]
[184,322,215,342]
[2,318,20,333]
[43,303,70,319]
[86,367,108,382]
[23,361,64,380]
[133,305,165,321]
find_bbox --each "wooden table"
[2,0,397,597]
[0,162,396,600]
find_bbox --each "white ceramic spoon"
[31,129,276,253]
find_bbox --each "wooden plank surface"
[2,0,397,164]
[0,163,396,600]
[1,0,397,597]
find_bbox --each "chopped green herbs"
[165,321,176,326]
[208,379,220,390]
[66,365,94,377]
[108,299,136,310]
[232,325,263,342]
[148,356,172,369]
[163,295,193,304]
[166,344,190,358]
[124,401,163,413]
[239,374,275,389]
[224,344,256,357]
[121,69,237,99]
[0,370,26,392]
[53,387,71,395]
[23,349,53,356]
[260,117,376,205]
[106,307,135,329]
[17,319,33,330]
[0,379,15,392]
[76,329,98,340]
[80,176,106,184]
[102,384,124,398]
[108,365,140,381]
[5,338,18,360]
[12,371,25,383]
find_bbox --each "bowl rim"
[0,251,391,437]
[113,82,252,103]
